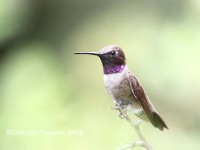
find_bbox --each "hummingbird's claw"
[113,100,129,119]
[119,107,128,119]
[119,112,125,119]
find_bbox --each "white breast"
[103,65,128,101]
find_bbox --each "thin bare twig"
[117,107,154,150]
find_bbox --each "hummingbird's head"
[74,45,126,74]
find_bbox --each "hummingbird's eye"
[110,51,116,56]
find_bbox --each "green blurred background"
[0,0,200,150]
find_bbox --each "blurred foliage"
[0,0,200,150]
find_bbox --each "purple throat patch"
[104,65,125,74]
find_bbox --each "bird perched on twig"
[74,45,168,131]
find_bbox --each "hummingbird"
[74,45,168,131]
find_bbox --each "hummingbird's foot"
[119,112,126,119]
[113,100,129,119]
[110,104,126,119]
[118,107,128,119]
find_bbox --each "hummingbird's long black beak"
[73,52,100,56]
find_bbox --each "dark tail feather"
[152,112,168,131]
